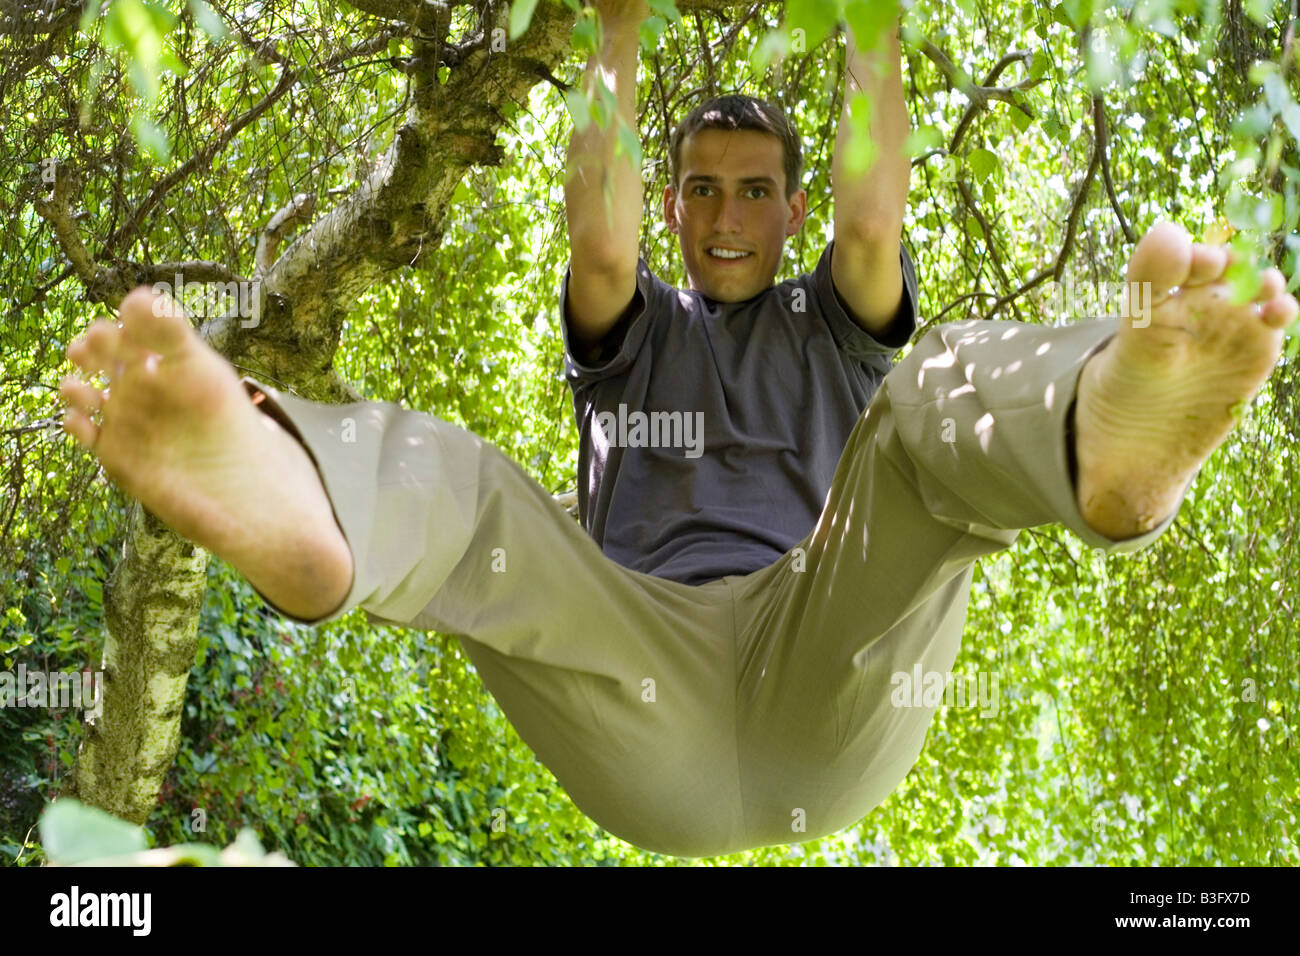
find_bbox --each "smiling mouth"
[707,247,752,260]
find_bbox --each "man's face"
[664,128,807,303]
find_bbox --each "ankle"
[227,410,355,620]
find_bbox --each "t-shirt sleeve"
[560,257,662,386]
[811,238,920,372]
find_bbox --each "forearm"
[833,24,910,243]
[564,2,647,268]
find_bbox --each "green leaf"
[903,125,942,157]
[843,0,900,53]
[786,0,839,52]
[1265,193,1284,232]
[132,114,171,162]
[1083,29,1117,92]
[188,0,226,39]
[1009,105,1032,134]
[1042,112,1065,142]
[1062,0,1093,29]
[1285,320,1300,359]
[751,27,792,69]
[79,0,106,34]
[648,0,681,23]
[639,15,668,49]
[141,0,177,35]
[40,799,148,865]
[1233,103,1273,140]
[572,9,600,56]
[1028,49,1051,80]
[968,147,998,184]
[564,88,591,134]
[1224,251,1264,304]
[1243,0,1272,27]
[509,0,539,41]
[1262,72,1300,145]
[103,0,177,104]
[841,89,876,175]
[614,118,642,173]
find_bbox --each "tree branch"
[1093,96,1135,244]
[918,40,1040,155]
[99,66,300,257]
[31,161,96,285]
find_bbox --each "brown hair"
[668,94,803,199]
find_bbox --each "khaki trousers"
[241,317,1176,858]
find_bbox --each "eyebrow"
[683,174,779,188]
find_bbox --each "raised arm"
[564,0,649,359]
[831,23,911,338]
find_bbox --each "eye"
[692,185,712,197]
[746,186,767,199]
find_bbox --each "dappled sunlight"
[974,412,996,454]
[917,348,956,389]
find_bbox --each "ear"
[785,188,808,237]
[663,184,679,234]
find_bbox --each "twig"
[1051,111,1102,282]
[1093,96,1135,243]
[918,40,1040,154]
[99,66,300,256]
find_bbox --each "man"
[562,2,916,587]
[59,4,1295,857]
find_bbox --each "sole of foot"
[1074,221,1297,540]
[61,286,354,620]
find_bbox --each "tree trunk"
[62,503,208,824]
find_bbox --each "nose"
[715,192,742,234]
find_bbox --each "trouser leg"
[728,317,1181,849]
[239,379,746,858]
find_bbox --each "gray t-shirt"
[561,238,920,585]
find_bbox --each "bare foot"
[1074,222,1297,539]
[61,286,354,620]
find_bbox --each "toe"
[67,320,125,377]
[120,285,191,355]
[1261,291,1298,329]
[1127,221,1193,299]
[1253,267,1286,302]
[62,409,99,450]
[59,375,104,416]
[1184,243,1229,286]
